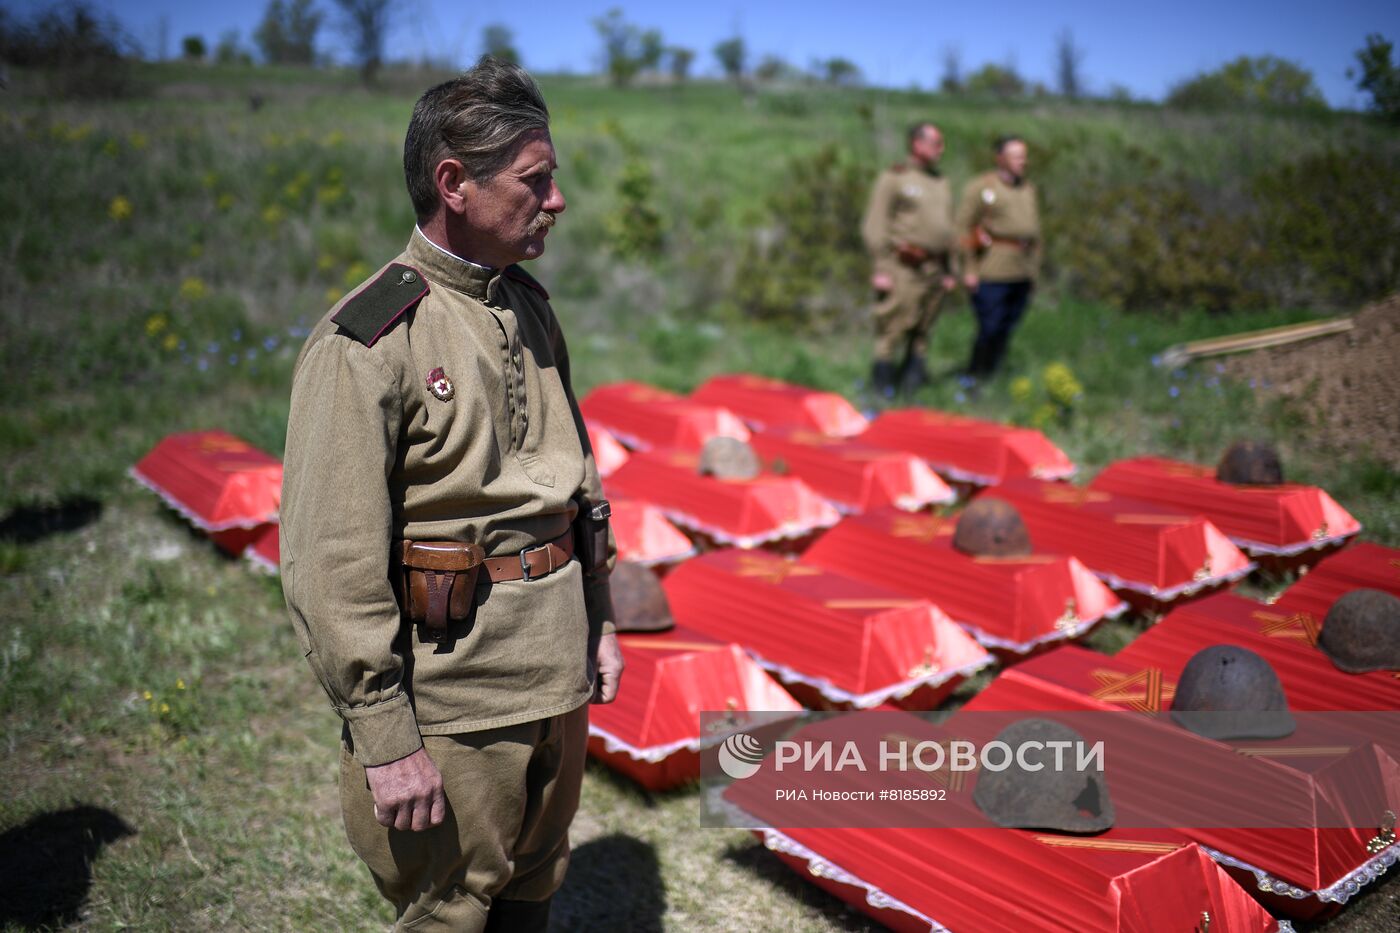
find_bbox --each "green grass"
[2,63,1397,931]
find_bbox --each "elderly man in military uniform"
[861,122,959,399]
[956,134,1041,381]
[280,57,623,932]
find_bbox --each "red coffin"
[604,450,840,549]
[130,430,282,554]
[725,709,1282,933]
[859,409,1076,486]
[690,373,868,437]
[1116,592,1400,713]
[663,549,991,709]
[608,497,695,567]
[246,524,280,575]
[801,510,1125,656]
[1090,457,1361,564]
[750,427,955,514]
[966,657,1400,921]
[584,420,630,478]
[1274,541,1400,618]
[579,381,750,452]
[988,480,1253,608]
[585,626,801,791]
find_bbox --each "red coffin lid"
[1274,541,1400,617]
[664,549,989,706]
[587,625,800,763]
[130,430,282,531]
[725,708,1281,933]
[1117,592,1400,712]
[584,420,630,478]
[608,496,694,566]
[690,373,868,437]
[859,409,1076,486]
[579,381,750,453]
[1090,456,1361,556]
[989,480,1253,599]
[800,510,1124,654]
[604,449,840,548]
[962,664,1400,903]
[750,427,955,514]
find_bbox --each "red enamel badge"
[426,367,454,401]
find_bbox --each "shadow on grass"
[552,832,664,932]
[0,497,103,544]
[0,804,135,929]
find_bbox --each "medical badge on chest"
[426,367,454,402]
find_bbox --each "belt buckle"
[519,543,554,582]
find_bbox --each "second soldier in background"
[861,122,958,400]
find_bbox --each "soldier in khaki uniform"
[955,135,1041,380]
[861,122,958,398]
[280,58,623,932]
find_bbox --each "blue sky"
[24,0,1400,107]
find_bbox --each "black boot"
[899,355,929,395]
[484,897,551,933]
[871,360,898,400]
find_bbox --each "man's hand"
[364,747,446,832]
[940,275,958,292]
[962,273,980,293]
[870,272,893,294]
[591,632,625,704]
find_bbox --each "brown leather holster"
[573,498,612,576]
[895,242,932,267]
[392,540,485,640]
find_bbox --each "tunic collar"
[407,227,501,301]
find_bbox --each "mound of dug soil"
[1225,295,1400,469]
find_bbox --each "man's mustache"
[527,212,557,235]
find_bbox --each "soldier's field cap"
[1320,589,1400,674]
[972,718,1114,834]
[1216,440,1284,486]
[1169,645,1296,740]
[698,437,761,481]
[610,561,675,633]
[953,497,1032,558]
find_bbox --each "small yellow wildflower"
[343,261,369,287]
[1009,376,1034,403]
[178,277,207,302]
[109,196,133,221]
[323,130,345,146]
[325,286,342,304]
[189,243,204,259]
[160,702,171,714]
[143,690,153,701]
[1031,403,1058,430]
[162,333,180,352]
[128,131,149,150]
[316,253,337,273]
[216,192,235,212]
[101,138,120,157]
[316,184,345,206]
[145,313,169,337]
[176,679,186,690]
[262,204,286,226]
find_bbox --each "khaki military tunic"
[955,170,1042,283]
[860,161,958,363]
[281,228,615,769]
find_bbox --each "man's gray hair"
[403,56,551,220]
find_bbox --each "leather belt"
[986,233,1036,250]
[480,530,575,583]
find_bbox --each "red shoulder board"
[331,263,428,347]
[505,264,549,300]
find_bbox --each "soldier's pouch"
[392,540,485,641]
[573,499,612,575]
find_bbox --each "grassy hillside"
[1,64,1397,930]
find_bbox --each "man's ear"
[434,158,470,215]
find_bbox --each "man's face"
[460,129,565,267]
[911,126,944,165]
[997,140,1028,180]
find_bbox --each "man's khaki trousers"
[340,702,589,931]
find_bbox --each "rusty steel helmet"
[953,497,1032,558]
[1169,645,1295,740]
[609,561,675,633]
[972,718,1114,834]
[1319,589,1400,674]
[1216,440,1284,486]
[698,436,761,480]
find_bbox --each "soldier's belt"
[894,244,947,267]
[393,531,575,639]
